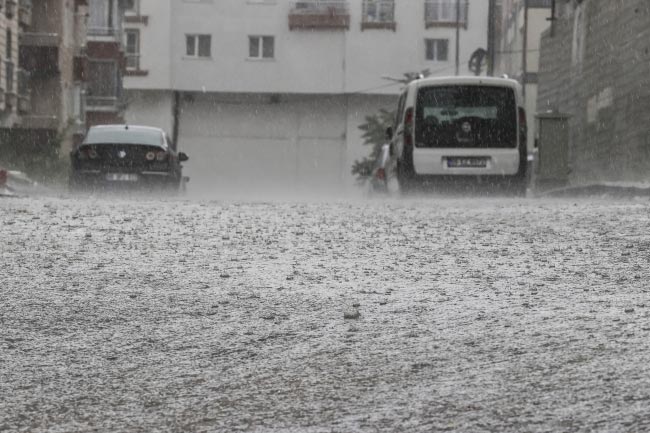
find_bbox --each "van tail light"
[376,167,386,181]
[404,107,414,148]
[518,107,527,133]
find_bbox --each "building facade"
[491,0,552,150]
[123,0,490,195]
[0,0,127,175]
[536,0,650,185]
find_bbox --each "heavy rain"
[2,1,650,432]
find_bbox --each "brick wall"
[537,0,650,184]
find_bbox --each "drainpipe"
[172,90,181,151]
[455,0,461,75]
[522,0,529,99]
[487,0,496,76]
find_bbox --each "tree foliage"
[351,108,395,182]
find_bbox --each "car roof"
[83,124,168,147]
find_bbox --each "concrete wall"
[127,0,489,95]
[537,0,650,184]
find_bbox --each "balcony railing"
[19,32,60,47]
[86,96,119,111]
[424,0,468,28]
[361,0,395,31]
[18,0,31,27]
[20,115,59,130]
[289,1,350,30]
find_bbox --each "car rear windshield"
[83,128,165,147]
[415,85,517,148]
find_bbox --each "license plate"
[446,157,488,168]
[106,173,139,182]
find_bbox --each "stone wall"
[537,0,650,184]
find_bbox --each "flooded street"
[2,195,650,432]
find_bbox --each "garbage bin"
[535,111,571,191]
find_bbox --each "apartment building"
[124,0,489,194]
[0,0,127,173]
[0,0,87,158]
[86,0,127,128]
[490,0,552,150]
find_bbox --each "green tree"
[351,108,395,183]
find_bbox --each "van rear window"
[415,85,517,148]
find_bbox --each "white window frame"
[185,34,212,59]
[425,38,449,62]
[124,29,140,70]
[248,35,274,60]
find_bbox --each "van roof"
[412,76,521,89]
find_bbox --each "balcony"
[289,1,350,31]
[19,33,60,78]
[87,0,122,40]
[361,0,395,31]
[18,0,31,27]
[424,0,468,29]
[17,68,31,114]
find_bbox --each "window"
[185,34,211,58]
[424,0,468,27]
[6,29,12,58]
[425,38,448,61]
[125,30,140,70]
[362,0,395,23]
[248,36,274,59]
[87,60,119,107]
[124,0,139,14]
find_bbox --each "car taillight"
[156,151,167,162]
[145,151,156,161]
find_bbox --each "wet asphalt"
[1,194,650,432]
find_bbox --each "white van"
[387,76,528,194]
